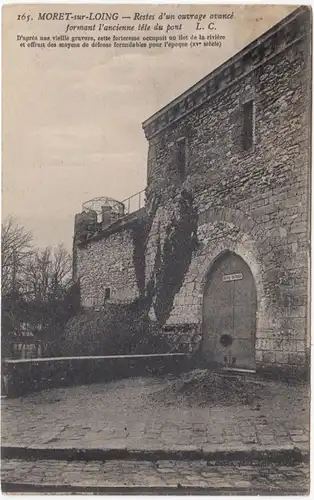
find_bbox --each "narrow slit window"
[242,100,254,151]
[104,287,111,302]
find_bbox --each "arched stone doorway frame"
[193,234,266,353]
[202,249,258,368]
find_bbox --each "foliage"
[131,193,161,298]
[153,191,198,324]
[22,244,72,301]
[61,188,198,359]
[61,300,171,357]
[145,190,198,325]
[1,216,33,296]
[2,187,199,359]
[1,216,77,358]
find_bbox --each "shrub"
[61,300,171,357]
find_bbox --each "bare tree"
[2,217,75,358]
[1,216,33,296]
[23,244,72,301]
[50,244,72,296]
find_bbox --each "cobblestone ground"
[1,459,309,493]
[2,376,309,453]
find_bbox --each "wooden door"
[202,252,257,370]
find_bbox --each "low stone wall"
[2,353,188,398]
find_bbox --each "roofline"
[142,6,310,140]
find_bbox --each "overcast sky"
[3,4,295,250]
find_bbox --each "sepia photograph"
[1,3,311,494]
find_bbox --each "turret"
[74,210,98,240]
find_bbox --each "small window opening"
[176,137,187,180]
[104,287,111,302]
[242,100,254,151]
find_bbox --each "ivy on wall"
[64,190,198,356]
[132,189,198,326]
[153,190,198,325]
[130,193,161,299]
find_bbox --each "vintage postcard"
[1,3,311,494]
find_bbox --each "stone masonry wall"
[143,9,311,370]
[76,228,139,309]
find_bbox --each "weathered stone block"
[288,351,306,365]
[275,351,290,364]
[262,351,276,364]
[255,350,263,362]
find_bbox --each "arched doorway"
[202,251,257,370]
